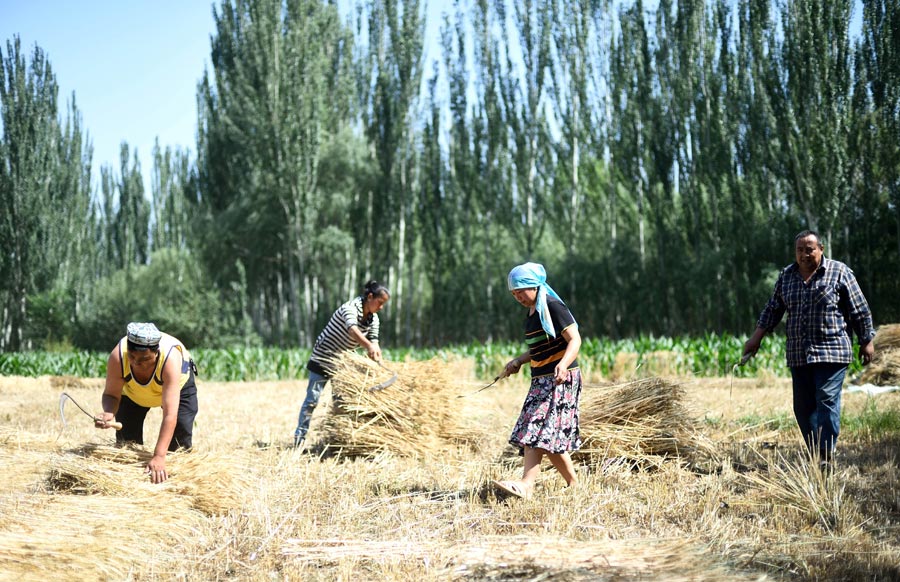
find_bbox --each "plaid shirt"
[757,258,875,368]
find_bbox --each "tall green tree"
[151,139,196,252]
[496,0,554,258]
[197,0,355,345]
[851,0,900,322]
[0,38,92,350]
[607,1,656,334]
[548,0,604,302]
[360,0,424,342]
[772,0,855,250]
[114,143,150,268]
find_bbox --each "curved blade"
[58,392,70,432]
[457,376,501,398]
[367,367,398,392]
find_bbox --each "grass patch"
[841,398,900,437]
[733,411,795,432]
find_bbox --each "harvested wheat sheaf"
[856,324,900,386]
[46,443,251,515]
[872,323,900,352]
[574,377,718,467]
[317,352,482,457]
[320,354,714,466]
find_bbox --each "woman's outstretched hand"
[502,357,523,378]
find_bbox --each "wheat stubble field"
[1,359,898,581]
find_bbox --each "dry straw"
[319,354,714,467]
[574,377,718,467]
[46,443,252,515]
[317,352,482,457]
[856,323,900,386]
[280,535,762,580]
[0,493,198,582]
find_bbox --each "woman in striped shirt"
[293,280,390,446]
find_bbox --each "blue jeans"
[294,371,328,444]
[790,362,847,460]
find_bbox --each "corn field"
[0,334,825,381]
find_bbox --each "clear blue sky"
[0,1,217,185]
[0,1,447,193]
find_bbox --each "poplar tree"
[198,0,354,344]
[0,37,94,349]
[360,0,424,342]
[548,0,602,302]
[772,0,855,250]
[151,139,195,252]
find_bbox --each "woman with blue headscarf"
[492,262,583,499]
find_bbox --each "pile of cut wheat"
[856,324,900,386]
[574,377,717,467]
[316,352,481,457]
[47,443,251,515]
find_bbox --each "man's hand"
[147,454,168,484]
[860,341,875,366]
[743,327,766,362]
[95,412,117,429]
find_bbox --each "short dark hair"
[363,280,390,299]
[794,229,824,249]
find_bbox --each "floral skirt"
[508,369,582,454]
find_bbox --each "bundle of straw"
[873,324,900,352]
[856,324,900,386]
[316,352,479,458]
[46,444,251,515]
[573,377,716,466]
[856,350,900,386]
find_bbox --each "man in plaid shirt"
[743,230,876,467]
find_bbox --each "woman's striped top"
[307,296,380,377]
[523,296,578,378]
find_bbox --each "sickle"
[730,352,754,399]
[367,362,399,392]
[456,375,502,399]
[59,392,122,432]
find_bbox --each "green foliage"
[194,347,311,381]
[25,286,77,348]
[197,0,358,346]
[74,248,258,352]
[0,350,106,377]
[841,398,900,437]
[0,334,790,382]
[0,37,93,351]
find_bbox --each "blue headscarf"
[507,262,563,338]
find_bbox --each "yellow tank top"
[119,333,192,408]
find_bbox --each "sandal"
[492,479,530,499]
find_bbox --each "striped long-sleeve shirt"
[307,296,380,377]
[756,258,875,368]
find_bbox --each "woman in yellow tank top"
[96,322,199,484]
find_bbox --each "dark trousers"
[790,362,847,460]
[116,369,199,451]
